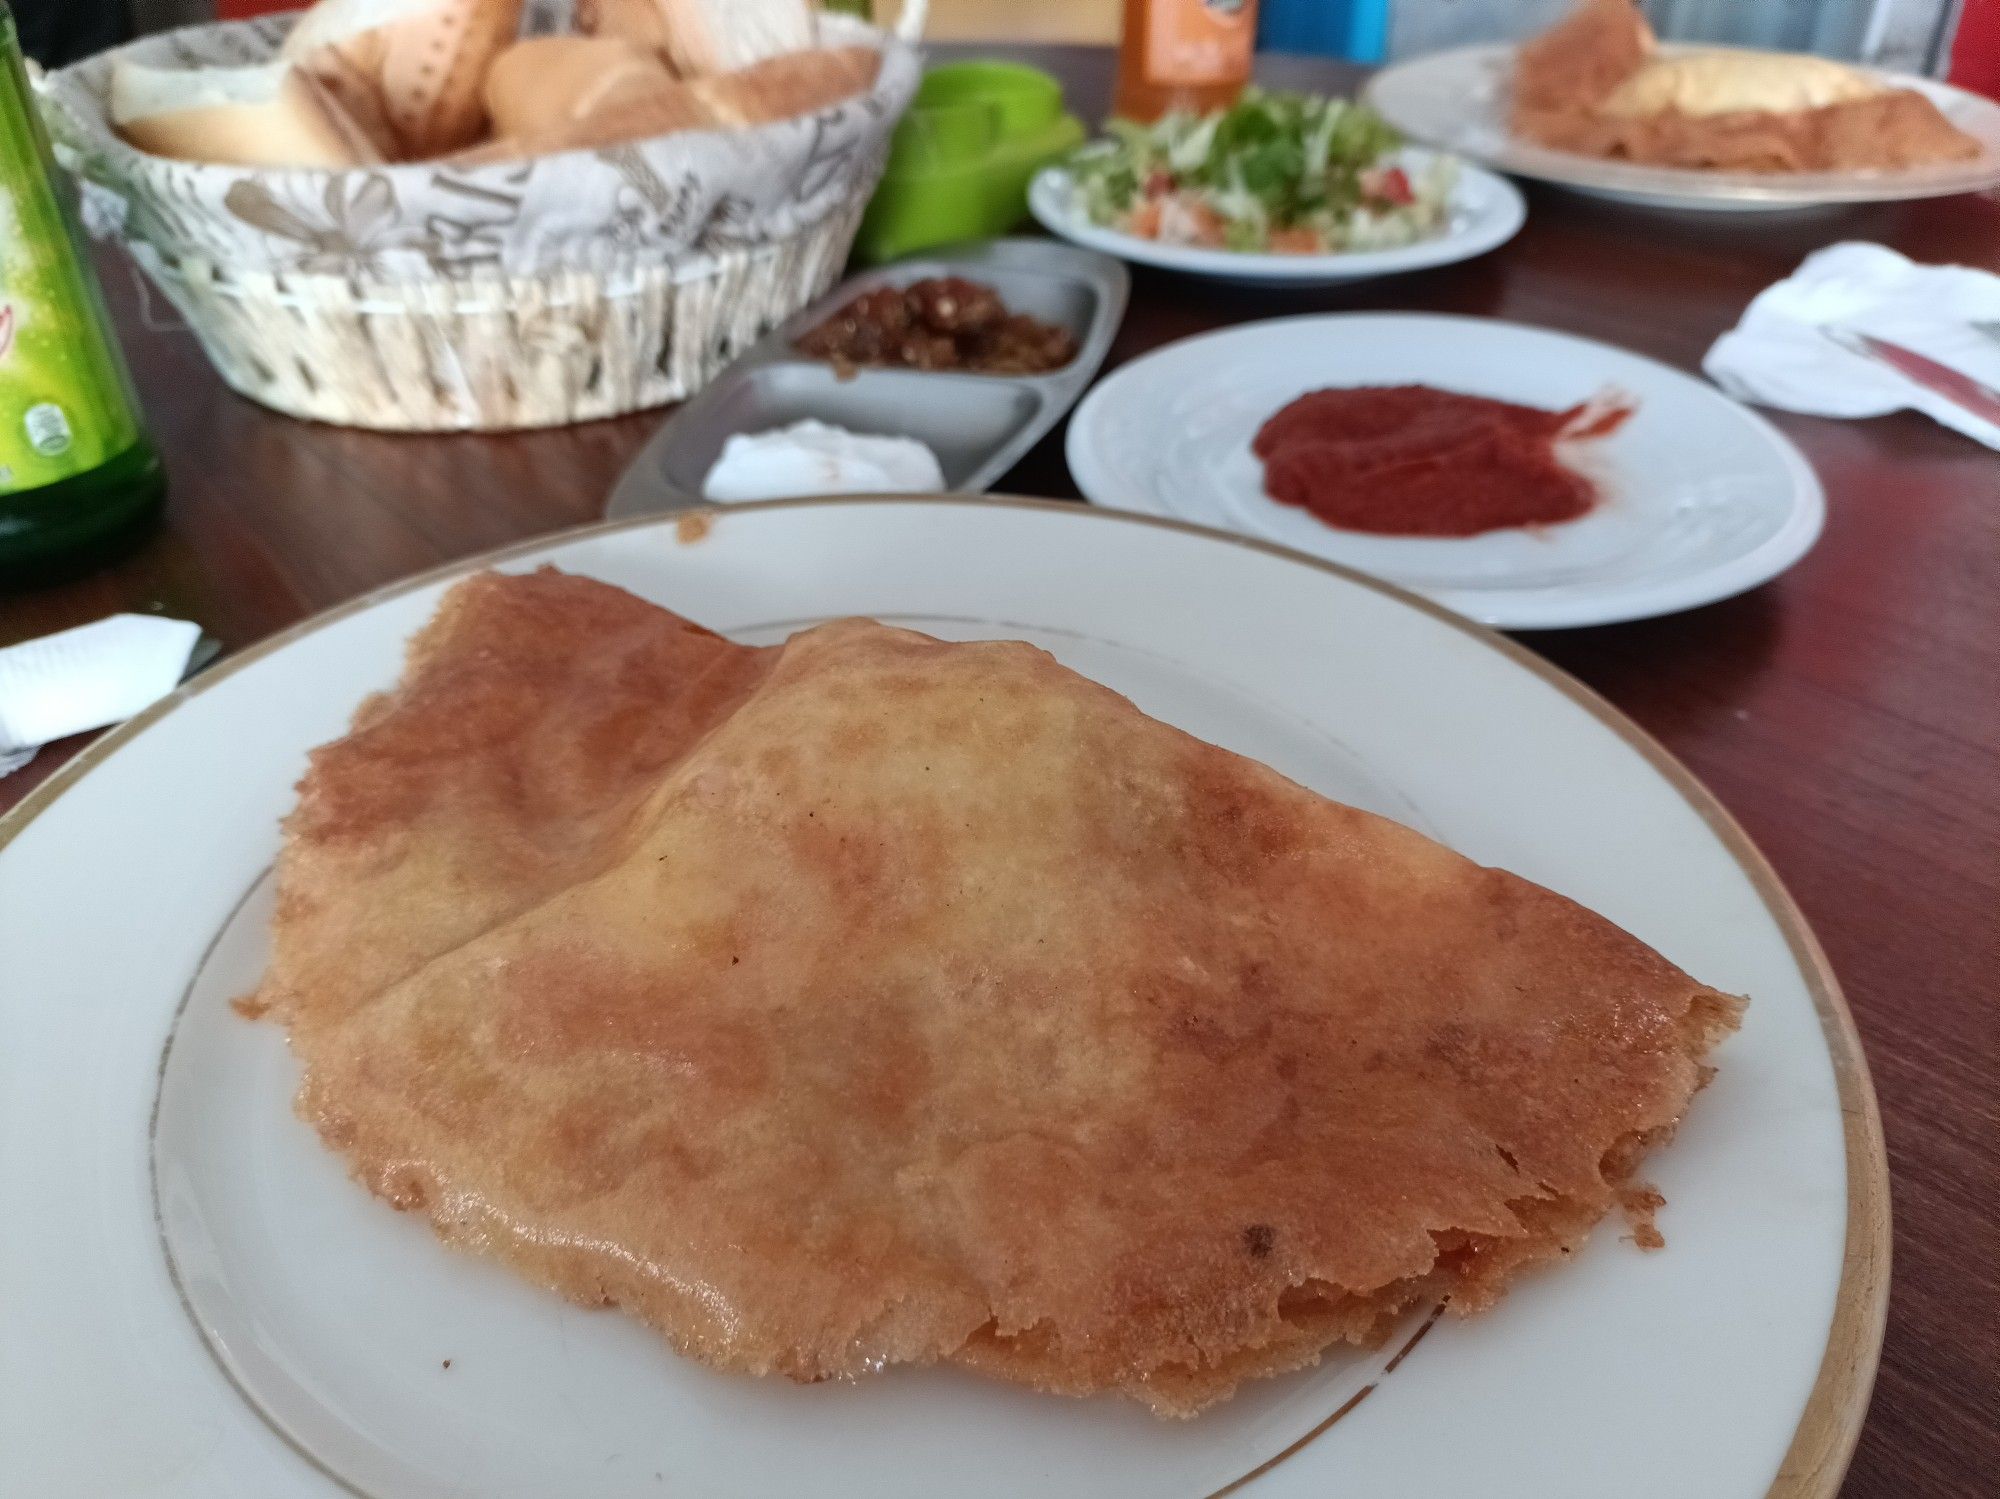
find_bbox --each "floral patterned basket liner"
[34,3,926,430]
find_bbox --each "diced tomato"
[1184,201,1227,247]
[1361,166,1414,206]
[1143,169,1175,199]
[1267,227,1323,255]
[1127,201,1164,239]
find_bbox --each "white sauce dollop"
[701,420,947,503]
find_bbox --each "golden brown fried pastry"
[1564,88,1977,172]
[250,568,1742,1417]
[1513,0,1654,122]
[1512,0,1979,173]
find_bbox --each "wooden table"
[4,46,1996,1498]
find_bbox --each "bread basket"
[39,3,926,432]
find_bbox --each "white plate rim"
[0,496,1888,1498]
[1063,311,1827,629]
[1364,42,2000,208]
[1026,152,1527,281]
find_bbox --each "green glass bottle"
[0,3,163,590]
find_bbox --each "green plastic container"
[853,61,1084,264]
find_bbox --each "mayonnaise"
[700,420,946,502]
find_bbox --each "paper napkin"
[1704,242,2000,450]
[0,614,202,777]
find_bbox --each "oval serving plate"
[606,239,1128,519]
[1365,43,2000,211]
[1065,313,1825,629]
[0,499,1882,1499]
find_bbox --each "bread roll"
[589,0,817,78]
[476,37,711,158]
[574,0,673,55]
[522,89,717,154]
[689,45,881,127]
[283,0,523,159]
[110,58,380,167]
[482,35,680,142]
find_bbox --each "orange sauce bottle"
[1114,0,1262,122]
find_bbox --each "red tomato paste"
[1253,385,1629,537]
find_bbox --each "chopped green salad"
[1066,90,1456,255]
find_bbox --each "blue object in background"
[1380,0,1953,67]
[1259,0,1391,62]
[1261,0,1950,71]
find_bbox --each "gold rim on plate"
[0,495,1890,1497]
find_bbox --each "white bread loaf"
[110,58,380,167]
[688,45,880,126]
[282,0,523,159]
[574,0,674,55]
[580,0,817,77]
[481,34,686,144]
[467,42,879,161]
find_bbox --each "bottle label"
[1146,0,1257,87]
[0,56,141,497]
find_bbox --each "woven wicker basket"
[42,4,926,432]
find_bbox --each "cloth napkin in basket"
[0,614,201,777]
[1704,242,2000,450]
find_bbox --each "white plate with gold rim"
[0,499,1882,1498]
[1365,43,2000,211]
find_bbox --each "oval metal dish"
[606,238,1129,518]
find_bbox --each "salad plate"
[0,498,1882,1498]
[1028,92,1524,285]
[1366,43,2000,211]
[1066,314,1825,628]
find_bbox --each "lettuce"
[1065,89,1427,252]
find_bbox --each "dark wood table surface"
[3,44,1996,1498]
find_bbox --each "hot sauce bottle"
[1114,0,1262,122]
